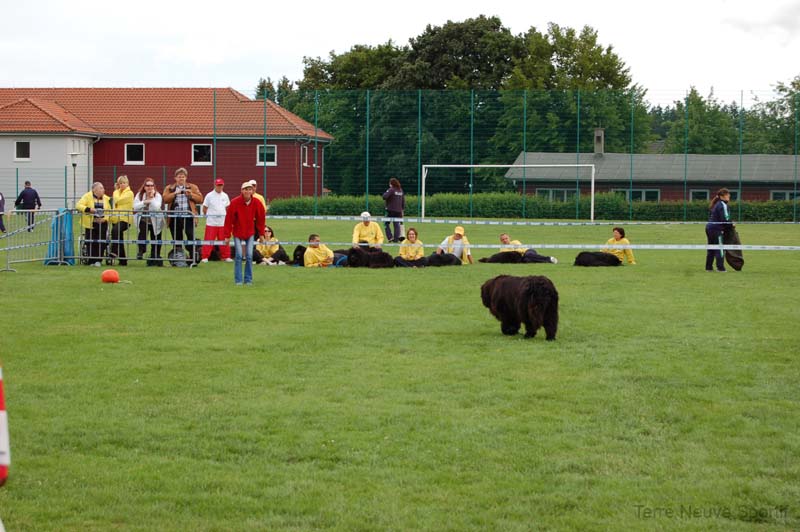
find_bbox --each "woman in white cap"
[351,211,384,250]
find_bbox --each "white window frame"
[771,190,799,201]
[301,145,309,167]
[613,188,660,202]
[124,143,145,165]
[192,144,213,166]
[256,144,277,167]
[536,188,577,202]
[14,140,31,161]
[690,189,709,201]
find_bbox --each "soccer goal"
[421,164,597,221]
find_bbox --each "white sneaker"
[224,258,234,262]
[550,257,558,264]
[277,261,286,266]
[200,258,208,263]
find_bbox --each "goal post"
[421,164,597,221]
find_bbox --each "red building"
[0,88,332,200]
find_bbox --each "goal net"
[421,164,597,221]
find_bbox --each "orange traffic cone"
[0,367,9,487]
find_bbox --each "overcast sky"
[1,0,798,107]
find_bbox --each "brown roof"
[0,88,332,140]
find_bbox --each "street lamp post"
[69,152,79,207]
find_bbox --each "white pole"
[590,165,595,222]
[421,166,428,219]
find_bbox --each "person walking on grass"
[382,177,405,243]
[223,182,266,285]
[705,188,732,272]
[14,180,41,231]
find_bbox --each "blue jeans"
[234,236,255,284]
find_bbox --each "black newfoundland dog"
[478,251,523,264]
[480,275,559,340]
[573,251,621,267]
[347,246,394,268]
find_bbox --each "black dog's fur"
[347,246,394,268]
[573,251,621,267]
[426,253,462,266]
[292,245,307,266]
[478,251,523,264]
[481,275,559,340]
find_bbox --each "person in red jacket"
[223,182,266,285]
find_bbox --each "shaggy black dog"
[573,251,621,267]
[426,253,462,266]
[478,251,523,264]
[347,246,394,268]
[292,245,307,266]
[480,275,559,340]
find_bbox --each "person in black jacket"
[14,180,41,231]
[382,177,405,243]
[705,187,732,272]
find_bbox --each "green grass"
[1,221,799,531]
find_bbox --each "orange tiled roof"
[0,88,332,140]
[0,98,100,134]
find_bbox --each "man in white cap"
[248,179,268,211]
[351,211,384,250]
[223,181,266,285]
[200,178,232,263]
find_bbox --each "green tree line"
[253,16,799,195]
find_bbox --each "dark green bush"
[268,193,797,222]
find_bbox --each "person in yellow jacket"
[76,182,111,266]
[432,225,473,265]
[603,227,636,265]
[256,225,291,265]
[108,175,134,265]
[304,233,334,267]
[394,227,426,267]
[352,211,384,250]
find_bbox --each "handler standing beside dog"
[224,182,266,285]
[705,188,732,272]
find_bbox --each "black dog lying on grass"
[481,275,559,340]
[347,246,394,268]
[573,251,621,267]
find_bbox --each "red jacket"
[223,195,266,240]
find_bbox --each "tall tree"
[386,16,523,90]
[254,77,276,101]
[663,88,739,154]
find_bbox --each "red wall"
[92,138,325,199]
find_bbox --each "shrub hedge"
[268,193,799,222]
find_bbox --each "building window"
[256,144,277,166]
[192,144,212,165]
[125,143,145,165]
[690,189,709,201]
[771,190,799,201]
[613,189,660,202]
[536,188,576,202]
[14,141,31,161]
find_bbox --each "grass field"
[1,220,799,531]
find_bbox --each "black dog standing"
[481,275,559,340]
